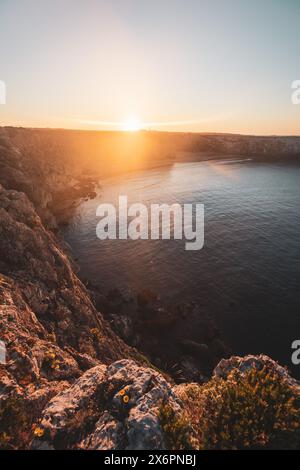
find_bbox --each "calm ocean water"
[64,159,300,376]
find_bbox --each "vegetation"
[43,350,61,372]
[176,365,300,450]
[0,395,32,449]
[159,404,195,450]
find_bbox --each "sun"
[121,116,142,131]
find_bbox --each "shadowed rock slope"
[0,184,143,448]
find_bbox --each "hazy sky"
[0,0,299,134]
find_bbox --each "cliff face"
[0,183,142,448]
[184,133,300,158]
[0,184,135,364]
[0,127,98,228]
[0,127,299,450]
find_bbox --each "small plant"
[0,395,32,449]
[47,331,57,343]
[90,327,102,341]
[159,404,195,450]
[117,386,131,405]
[122,395,129,404]
[43,350,61,371]
[33,426,45,438]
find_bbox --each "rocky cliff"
[0,182,146,448]
[184,133,300,158]
[0,127,299,450]
[0,127,98,228]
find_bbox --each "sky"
[0,0,299,135]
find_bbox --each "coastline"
[0,126,299,450]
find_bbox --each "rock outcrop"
[0,183,141,448]
[185,133,300,158]
[0,184,136,364]
[213,354,300,389]
[93,288,229,382]
[0,127,98,228]
[30,355,300,451]
[32,360,181,450]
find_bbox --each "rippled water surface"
[64,160,300,374]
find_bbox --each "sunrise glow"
[121,116,143,132]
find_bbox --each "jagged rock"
[63,347,101,371]
[39,365,107,437]
[109,314,133,341]
[0,183,138,375]
[178,356,207,382]
[0,181,141,449]
[33,360,182,450]
[81,411,124,450]
[95,288,228,380]
[213,354,300,389]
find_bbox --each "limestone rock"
[213,354,300,389]
[33,360,182,450]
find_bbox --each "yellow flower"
[119,386,130,396]
[34,427,44,438]
[123,395,129,404]
[1,432,10,442]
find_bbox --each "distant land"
[1,126,300,175]
[0,125,300,227]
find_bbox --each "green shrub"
[159,404,195,450]
[178,366,300,449]
[0,395,31,449]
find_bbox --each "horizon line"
[1,124,300,138]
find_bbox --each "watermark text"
[0,340,6,364]
[291,340,300,365]
[0,80,6,104]
[291,80,300,104]
[96,196,204,251]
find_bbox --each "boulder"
[213,354,300,389]
[32,360,182,450]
